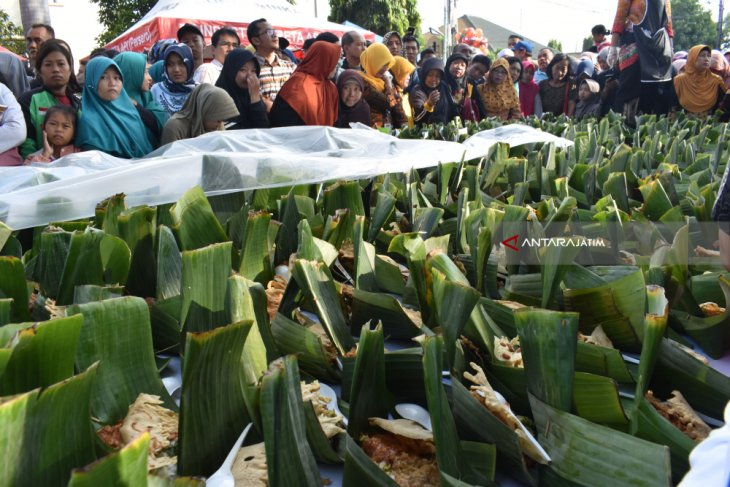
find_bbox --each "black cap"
[177,23,203,41]
[279,36,290,50]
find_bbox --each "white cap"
[497,48,514,58]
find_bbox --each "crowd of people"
[1,1,729,164]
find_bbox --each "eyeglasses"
[259,28,276,37]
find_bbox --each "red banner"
[106,17,375,53]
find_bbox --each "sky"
[298,0,722,53]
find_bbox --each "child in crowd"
[25,105,82,163]
[574,79,602,119]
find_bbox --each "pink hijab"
[710,50,730,90]
[518,60,539,116]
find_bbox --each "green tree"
[0,9,26,55]
[671,0,716,51]
[328,0,420,38]
[582,35,593,52]
[548,39,563,52]
[90,0,157,46]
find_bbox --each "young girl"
[24,105,81,163]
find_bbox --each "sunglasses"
[259,28,276,37]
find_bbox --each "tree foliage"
[328,0,420,37]
[90,0,157,46]
[582,36,593,52]
[548,39,563,52]
[0,9,26,55]
[671,0,716,51]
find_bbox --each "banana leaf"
[178,321,253,476]
[68,297,174,424]
[374,254,406,295]
[451,379,537,486]
[388,233,432,325]
[367,190,396,242]
[291,259,356,355]
[169,186,228,251]
[0,298,10,326]
[572,372,628,426]
[0,221,11,252]
[353,216,377,292]
[0,256,30,322]
[0,364,98,487]
[270,313,340,382]
[180,242,232,333]
[347,324,392,439]
[156,225,182,301]
[530,393,671,487]
[350,288,426,340]
[296,219,338,266]
[117,206,157,298]
[73,285,124,304]
[652,338,730,419]
[56,228,131,305]
[563,266,646,352]
[275,191,316,264]
[260,356,322,487]
[539,238,584,309]
[342,435,399,487]
[0,314,83,395]
[575,341,633,383]
[669,274,730,359]
[429,268,480,369]
[68,433,149,487]
[228,275,275,428]
[36,228,72,300]
[515,308,579,411]
[239,210,275,285]
[422,336,496,484]
[322,180,365,248]
[303,399,344,463]
[149,295,182,353]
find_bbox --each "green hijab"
[76,56,154,158]
[114,51,168,129]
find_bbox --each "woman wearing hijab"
[270,41,340,127]
[76,57,155,158]
[444,52,485,121]
[390,56,416,127]
[360,43,406,129]
[215,48,269,129]
[0,52,30,99]
[18,40,81,158]
[674,45,729,118]
[335,70,371,128]
[477,58,521,121]
[161,84,239,144]
[536,53,577,116]
[710,50,730,90]
[150,43,197,116]
[114,51,168,144]
[519,60,540,116]
[409,58,454,125]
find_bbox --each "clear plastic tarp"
[0,125,571,230]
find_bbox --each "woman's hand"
[247,73,261,104]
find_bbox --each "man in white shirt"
[194,27,241,85]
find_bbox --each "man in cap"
[513,41,533,61]
[177,23,205,71]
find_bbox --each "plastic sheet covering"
[0,125,571,230]
[461,124,573,161]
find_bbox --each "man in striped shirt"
[248,18,296,112]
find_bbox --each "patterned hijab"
[76,57,154,158]
[478,58,520,117]
[151,43,196,115]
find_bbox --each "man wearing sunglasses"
[247,18,296,112]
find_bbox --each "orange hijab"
[277,41,340,126]
[674,45,727,113]
[391,56,416,90]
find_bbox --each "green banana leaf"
[270,313,340,382]
[303,399,344,463]
[530,393,671,487]
[0,364,98,487]
[156,225,182,301]
[291,259,356,355]
[0,298,10,326]
[350,288,426,340]
[180,242,232,333]
[36,228,72,300]
[0,314,83,395]
[260,356,322,487]
[0,256,30,322]
[68,433,149,487]
[169,186,228,251]
[353,215,377,292]
[178,320,253,476]
[68,297,174,424]
[239,210,275,285]
[347,324,392,438]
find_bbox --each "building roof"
[461,14,547,54]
